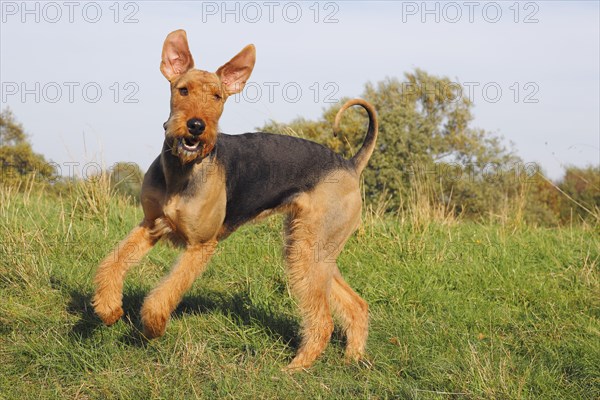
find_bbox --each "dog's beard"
[174,136,203,163]
[165,131,217,164]
[165,134,200,163]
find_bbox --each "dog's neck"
[160,139,217,193]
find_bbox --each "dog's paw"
[140,303,168,339]
[282,354,315,372]
[93,302,124,326]
[149,217,173,240]
[142,316,167,339]
[344,350,372,368]
[281,362,309,373]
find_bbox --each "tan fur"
[92,221,165,325]
[283,170,366,369]
[92,30,376,370]
[141,241,217,338]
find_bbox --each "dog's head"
[160,29,255,163]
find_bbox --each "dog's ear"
[160,29,194,81]
[216,44,256,95]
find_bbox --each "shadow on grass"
[49,276,103,340]
[61,279,302,350]
[65,286,149,346]
[66,290,104,339]
[175,290,302,349]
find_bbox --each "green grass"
[0,184,598,399]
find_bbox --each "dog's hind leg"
[92,218,170,325]
[284,171,366,370]
[284,215,335,370]
[330,266,369,362]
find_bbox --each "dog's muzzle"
[164,118,213,163]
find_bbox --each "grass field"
[0,182,598,399]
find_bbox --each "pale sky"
[1,1,599,180]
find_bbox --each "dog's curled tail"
[333,99,378,174]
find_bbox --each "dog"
[92,29,378,370]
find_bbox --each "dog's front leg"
[140,241,217,338]
[92,218,170,325]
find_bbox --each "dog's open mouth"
[175,136,204,160]
[180,136,202,151]
[177,136,202,153]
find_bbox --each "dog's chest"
[162,187,226,244]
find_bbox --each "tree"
[261,70,519,215]
[0,108,54,183]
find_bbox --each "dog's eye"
[179,87,189,96]
[213,93,222,101]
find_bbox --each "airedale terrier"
[92,29,378,370]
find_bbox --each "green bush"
[0,108,55,184]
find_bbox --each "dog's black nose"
[187,118,206,136]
